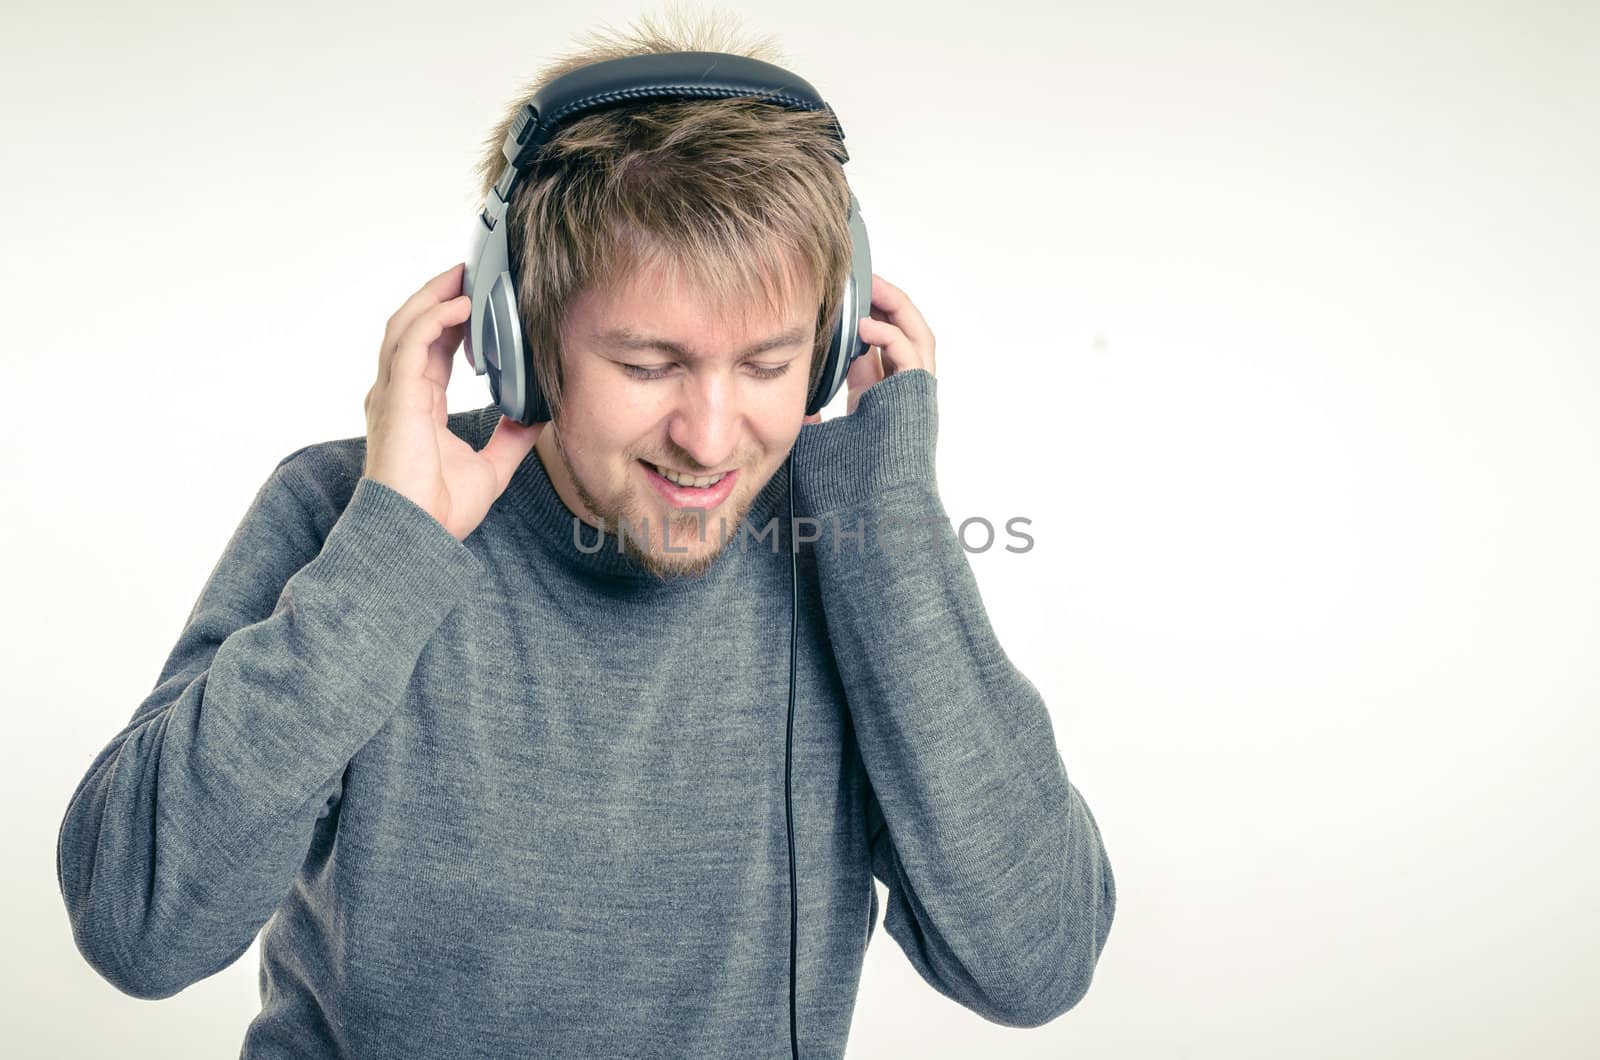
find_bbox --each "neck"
[534,423,606,532]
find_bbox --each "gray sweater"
[56,368,1115,1058]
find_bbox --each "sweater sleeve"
[791,369,1117,1028]
[55,455,485,1000]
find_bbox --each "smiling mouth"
[638,459,740,509]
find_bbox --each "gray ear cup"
[805,190,873,416]
[465,195,549,426]
[485,271,529,422]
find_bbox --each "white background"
[4,0,1597,1056]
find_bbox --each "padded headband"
[490,51,848,203]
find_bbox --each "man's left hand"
[803,274,936,424]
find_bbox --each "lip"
[640,459,739,510]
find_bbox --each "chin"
[626,493,752,576]
[621,529,726,580]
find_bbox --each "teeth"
[653,463,727,489]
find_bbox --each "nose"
[666,369,740,472]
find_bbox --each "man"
[56,13,1115,1059]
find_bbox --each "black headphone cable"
[785,450,800,1060]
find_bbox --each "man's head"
[472,9,853,579]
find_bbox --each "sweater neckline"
[467,405,792,582]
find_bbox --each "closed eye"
[621,362,791,381]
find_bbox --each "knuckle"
[404,305,444,340]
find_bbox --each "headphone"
[464,52,874,1059]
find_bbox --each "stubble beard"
[555,436,759,581]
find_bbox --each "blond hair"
[471,5,853,423]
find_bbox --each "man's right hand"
[362,262,544,541]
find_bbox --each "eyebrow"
[594,325,810,361]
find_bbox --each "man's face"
[534,255,817,579]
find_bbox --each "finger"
[425,297,470,389]
[868,274,936,360]
[379,262,466,377]
[802,412,822,425]
[388,294,473,395]
[479,415,544,493]
[845,345,884,416]
[858,316,925,376]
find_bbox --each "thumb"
[845,346,884,416]
[480,415,544,491]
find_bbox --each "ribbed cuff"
[790,368,939,516]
